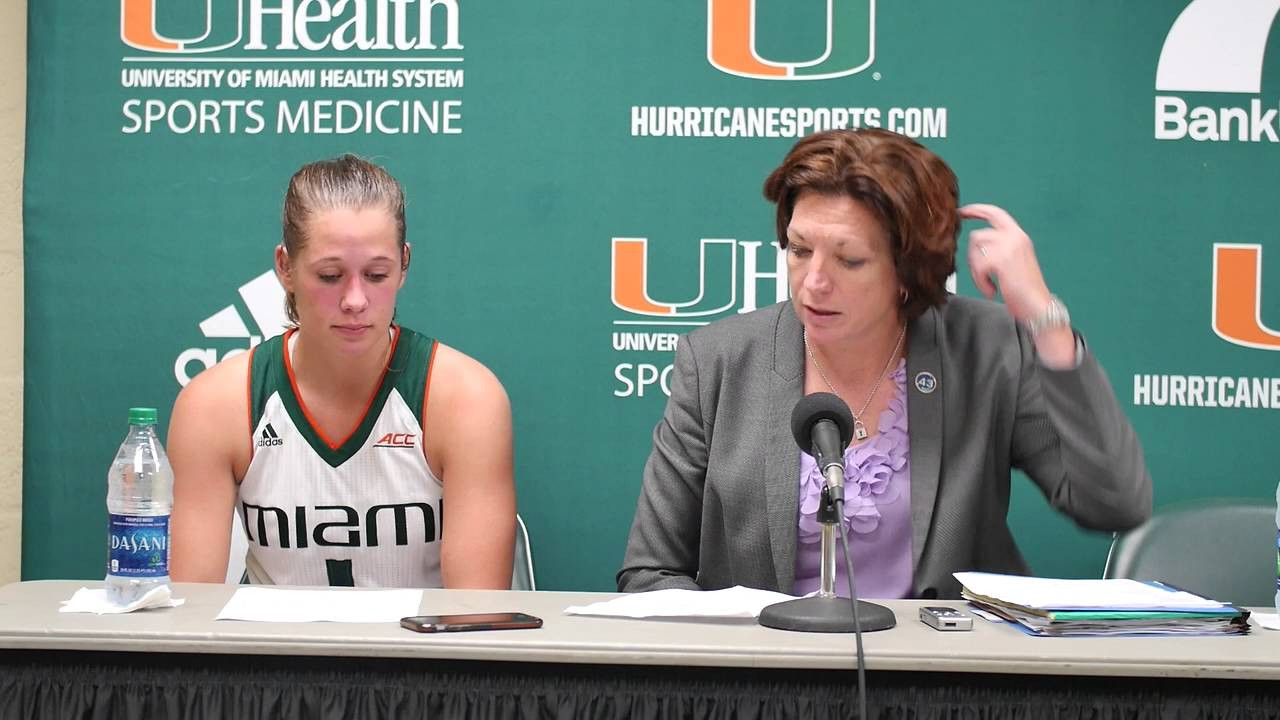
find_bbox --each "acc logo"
[373,433,417,448]
[174,270,289,386]
[1212,243,1280,350]
[707,0,875,80]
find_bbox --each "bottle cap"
[128,407,158,426]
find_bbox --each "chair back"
[225,511,249,584]
[1103,498,1274,608]
[511,513,537,591]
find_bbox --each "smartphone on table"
[400,612,543,633]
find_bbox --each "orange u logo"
[707,0,875,80]
[121,0,242,53]
[1213,243,1280,350]
[611,238,738,317]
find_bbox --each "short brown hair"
[763,128,958,320]
[280,154,406,324]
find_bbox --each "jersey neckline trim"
[277,325,404,467]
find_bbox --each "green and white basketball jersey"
[238,326,444,588]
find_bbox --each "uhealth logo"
[1213,244,1280,350]
[609,237,787,397]
[610,238,786,321]
[1155,0,1280,141]
[707,0,874,80]
[174,270,289,386]
[610,236,954,320]
[121,0,462,53]
[608,236,957,397]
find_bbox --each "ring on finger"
[978,243,989,257]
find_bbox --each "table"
[0,580,1276,719]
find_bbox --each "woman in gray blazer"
[617,129,1151,600]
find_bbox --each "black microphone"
[790,392,854,501]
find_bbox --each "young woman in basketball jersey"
[168,155,515,588]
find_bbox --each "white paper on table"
[564,586,796,619]
[60,586,185,614]
[965,605,1004,623]
[954,572,1228,610]
[1250,612,1280,630]
[215,587,422,623]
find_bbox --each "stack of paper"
[954,572,1250,637]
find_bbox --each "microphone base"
[758,596,897,633]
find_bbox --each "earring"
[900,288,909,305]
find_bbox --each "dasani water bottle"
[105,407,173,606]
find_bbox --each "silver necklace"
[804,324,907,442]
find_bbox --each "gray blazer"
[617,296,1152,599]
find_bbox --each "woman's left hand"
[959,203,1053,323]
[960,203,1076,368]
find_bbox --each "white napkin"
[1250,612,1280,630]
[215,587,422,623]
[564,586,796,619]
[60,586,185,614]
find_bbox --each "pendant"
[853,419,868,441]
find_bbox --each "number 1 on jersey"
[326,558,354,587]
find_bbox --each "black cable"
[832,495,867,720]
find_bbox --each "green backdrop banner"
[23,0,1280,590]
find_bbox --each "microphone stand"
[758,485,896,633]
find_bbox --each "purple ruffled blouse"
[793,359,913,599]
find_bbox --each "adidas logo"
[174,270,289,386]
[257,423,285,448]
